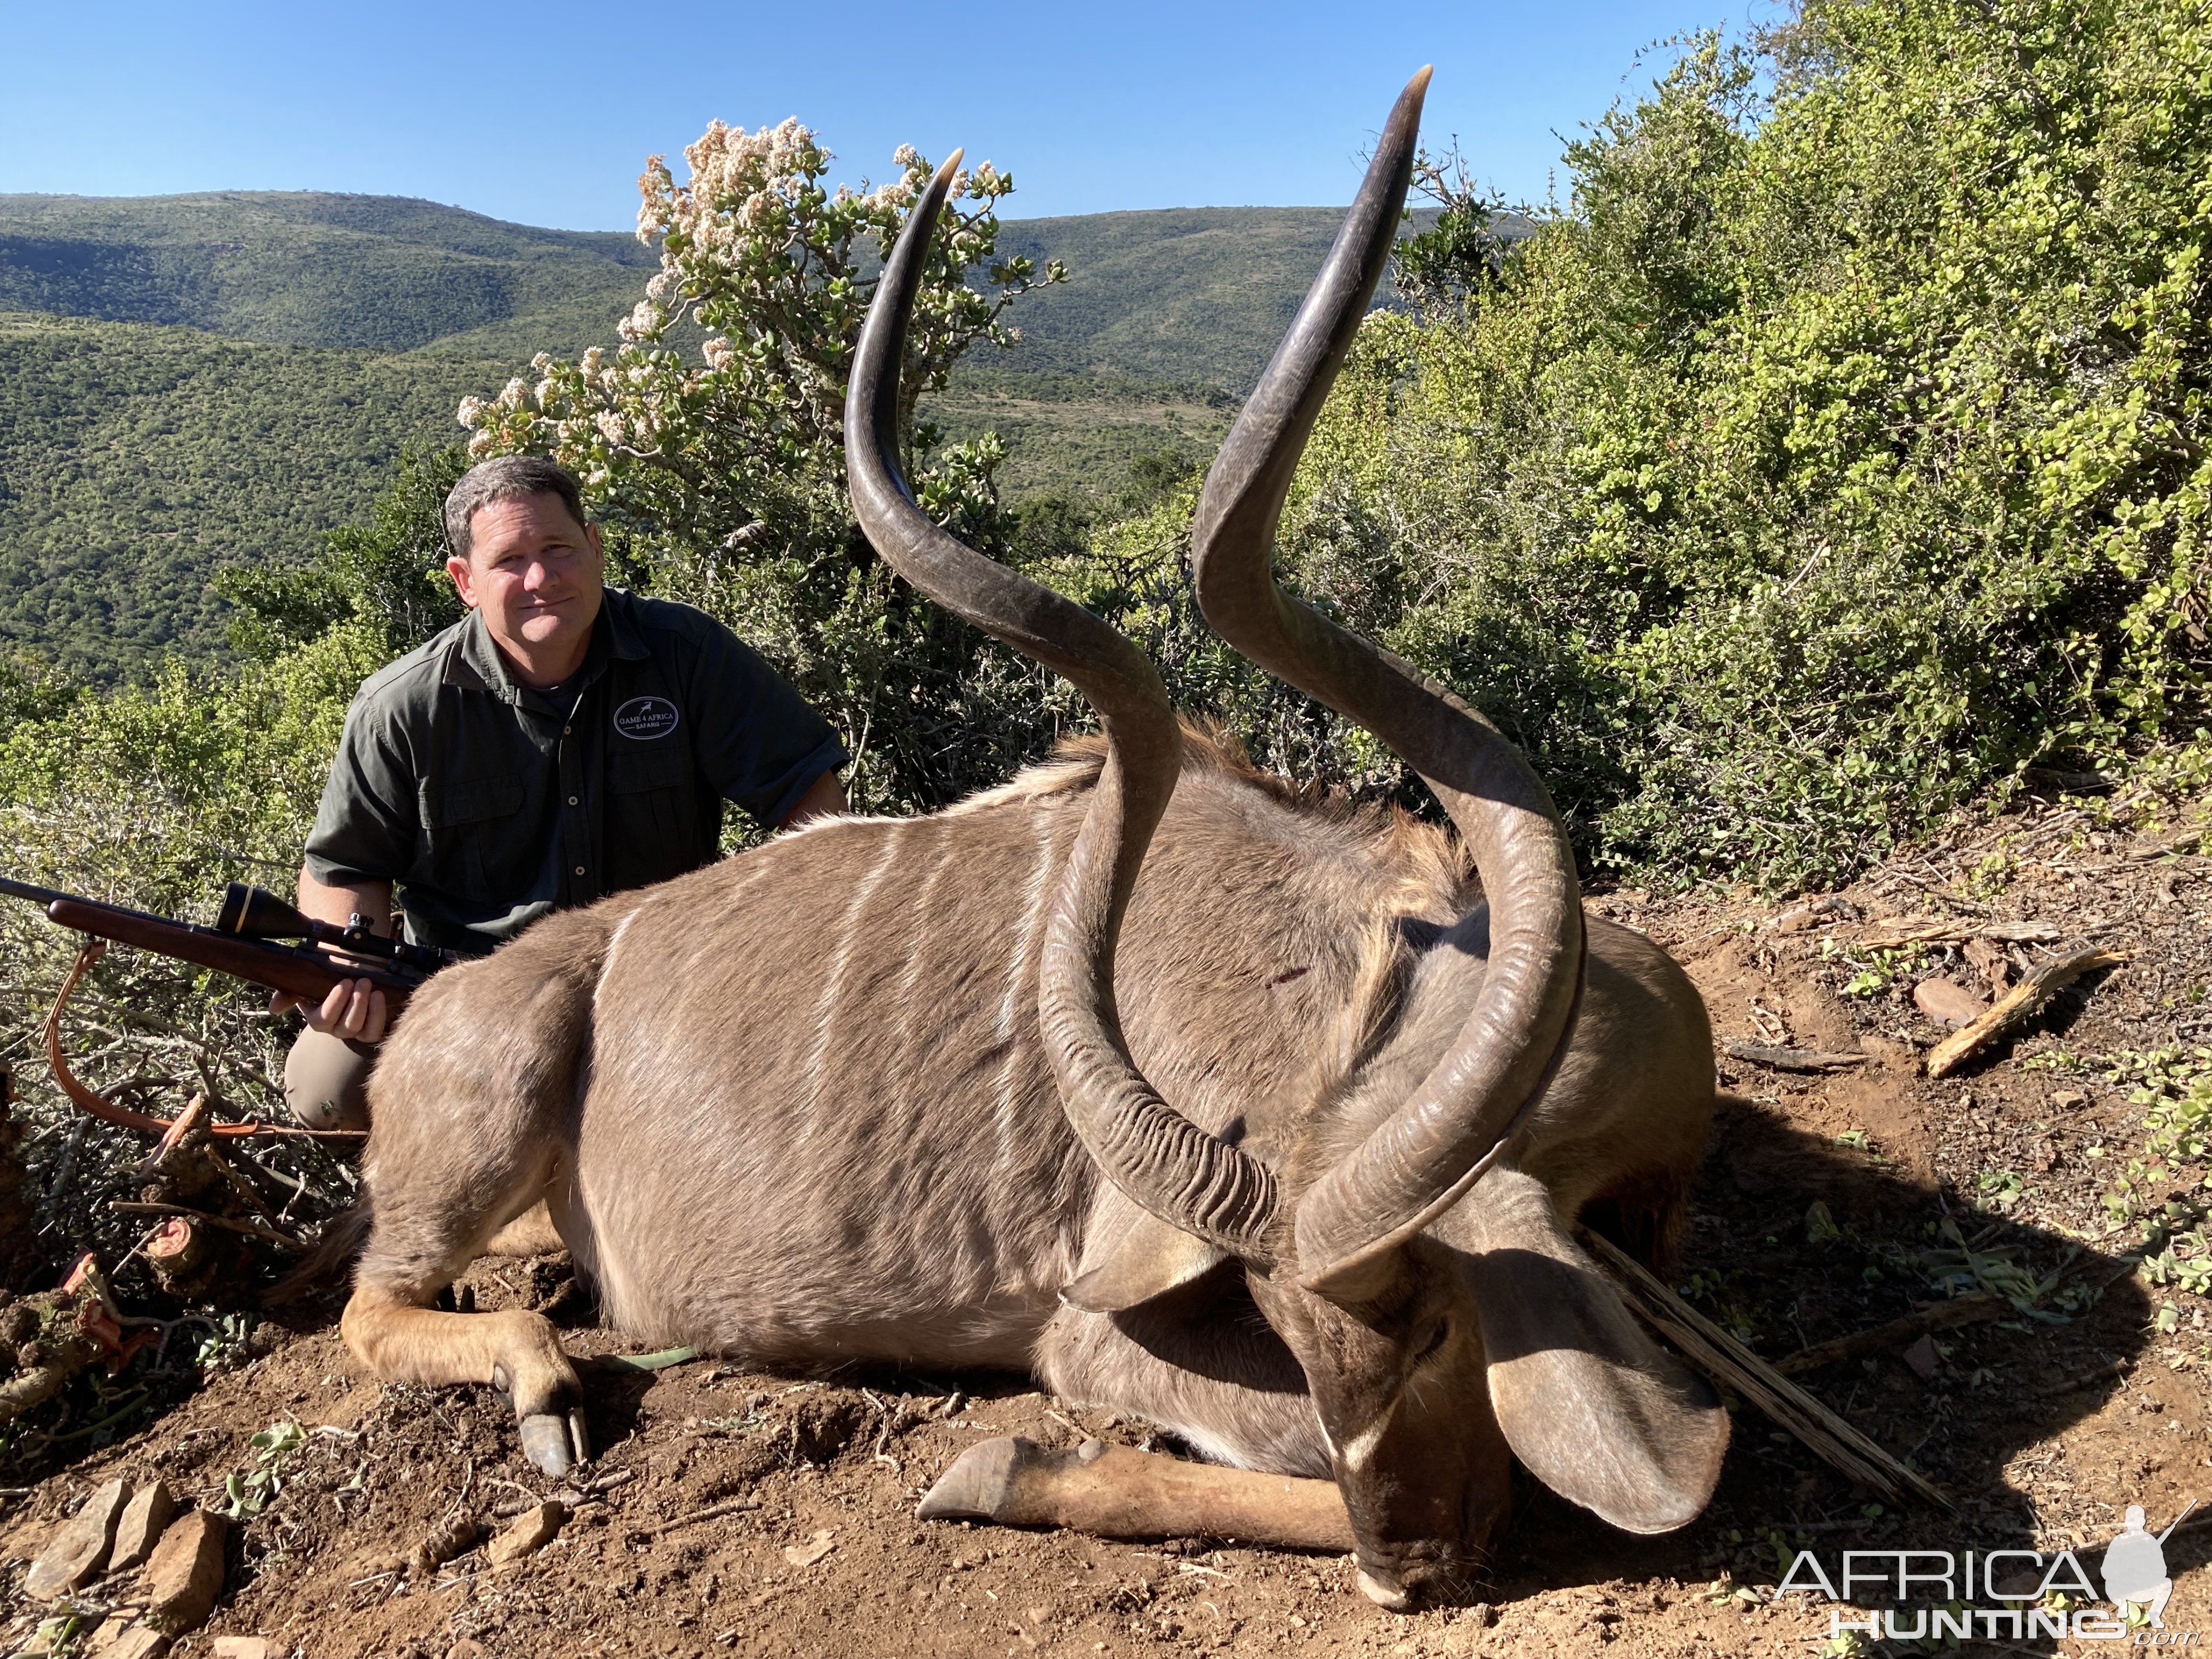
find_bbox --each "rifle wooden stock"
[41,899,421,1014]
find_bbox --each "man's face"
[448,492,606,674]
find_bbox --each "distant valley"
[0,190,1471,676]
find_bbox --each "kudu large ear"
[1061,1210,1231,1314]
[1440,1168,1728,1533]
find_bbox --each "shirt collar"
[598,586,652,663]
[442,588,641,699]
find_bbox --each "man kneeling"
[279,455,847,1128]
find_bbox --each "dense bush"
[0,314,496,677]
[1243,0,2210,888]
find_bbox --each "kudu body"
[341,73,1729,1607]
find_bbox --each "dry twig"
[1925,947,2126,1078]
[1723,1041,1866,1074]
[1857,918,2062,950]
[1579,1228,1952,1510]
[1773,1293,2005,1375]
[624,1496,760,1541]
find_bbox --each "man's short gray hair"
[443,455,589,561]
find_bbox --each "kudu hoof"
[518,1407,590,1476]
[917,1435,1034,1522]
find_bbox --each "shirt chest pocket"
[606,745,700,885]
[420,772,527,898]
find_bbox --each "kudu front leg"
[921,1438,1353,1551]
[342,1283,587,1474]
[342,1133,586,1474]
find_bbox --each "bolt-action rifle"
[0,876,456,1014]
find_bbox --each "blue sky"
[2,2,1769,227]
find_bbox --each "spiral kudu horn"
[1190,70,1585,1301]
[847,155,1280,1261]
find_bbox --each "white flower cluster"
[456,111,1051,523]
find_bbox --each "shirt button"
[563,724,572,735]
[568,795,579,806]
[574,866,586,877]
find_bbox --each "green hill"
[0,312,498,677]
[0,193,1475,388]
[0,192,654,356]
[990,208,1384,391]
[0,193,1490,677]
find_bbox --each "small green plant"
[2142,1231,2212,1295]
[1964,850,2018,899]
[1977,1170,2030,1212]
[224,1420,307,1520]
[2099,1048,2212,1230]
[194,1312,257,1374]
[14,1612,87,1659]
[1679,1268,1759,1341]
[1819,939,1928,998]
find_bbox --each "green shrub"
[1205,0,2210,889]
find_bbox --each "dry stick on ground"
[2123,826,2206,864]
[1925,947,2128,1079]
[1773,1292,2006,1376]
[1857,918,2063,950]
[625,1497,761,1541]
[1723,1042,1867,1074]
[1577,1228,1953,1510]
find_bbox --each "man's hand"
[280,867,396,1041]
[271,978,390,1044]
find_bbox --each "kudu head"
[849,84,1724,1608]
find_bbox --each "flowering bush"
[459,119,1060,576]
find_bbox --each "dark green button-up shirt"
[303,588,844,956]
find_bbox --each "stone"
[24,1477,133,1599]
[142,1509,226,1635]
[103,1633,170,1659]
[211,1639,273,1659]
[83,1616,138,1655]
[108,1481,176,1573]
[781,1528,836,1568]
[1912,976,1987,1028]
[1901,1334,1940,1380]
[486,1502,567,1567]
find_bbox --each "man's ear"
[447,554,479,610]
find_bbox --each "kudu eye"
[1410,1321,1451,1369]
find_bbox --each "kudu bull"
[338,71,1728,1607]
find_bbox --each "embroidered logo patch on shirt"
[613,696,680,741]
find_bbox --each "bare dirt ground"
[4,783,2209,1657]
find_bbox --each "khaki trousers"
[283,1028,375,1131]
